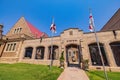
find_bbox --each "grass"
[0,63,63,80]
[86,70,120,80]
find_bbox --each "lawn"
[0,63,63,80]
[86,70,120,80]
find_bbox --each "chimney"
[0,24,3,39]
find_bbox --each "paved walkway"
[57,67,89,80]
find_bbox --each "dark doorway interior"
[24,47,33,59]
[48,45,59,60]
[110,42,120,66]
[89,43,109,66]
[35,46,45,59]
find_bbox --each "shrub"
[60,51,65,68]
[82,59,89,70]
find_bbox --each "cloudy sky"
[0,0,120,36]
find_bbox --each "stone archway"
[35,46,45,59]
[110,42,120,66]
[89,43,109,66]
[48,45,59,60]
[66,44,81,67]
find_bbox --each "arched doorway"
[66,44,81,67]
[24,47,33,59]
[110,42,120,66]
[89,43,109,66]
[35,46,45,59]
[48,45,59,60]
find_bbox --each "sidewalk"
[57,67,89,80]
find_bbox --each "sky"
[0,0,120,36]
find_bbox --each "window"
[9,44,13,51]
[19,28,22,33]
[14,29,17,34]
[89,43,108,66]
[6,44,10,51]
[110,42,120,66]
[5,43,16,52]
[35,47,45,59]
[24,47,33,59]
[17,28,19,33]
[12,43,16,51]
[14,27,22,34]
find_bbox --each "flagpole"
[50,32,53,69]
[89,9,109,80]
[50,17,54,70]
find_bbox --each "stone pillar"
[16,41,23,57]
[44,46,48,60]
[18,46,25,62]
[59,45,62,59]
[104,43,117,67]
[0,24,3,39]
[32,47,36,59]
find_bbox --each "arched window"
[24,47,33,59]
[48,45,59,60]
[35,46,45,59]
[89,43,108,66]
[110,42,120,66]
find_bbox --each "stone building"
[0,8,120,71]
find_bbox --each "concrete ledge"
[20,59,60,66]
[89,66,120,72]
[0,57,19,63]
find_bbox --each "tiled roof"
[26,21,48,38]
[101,8,120,31]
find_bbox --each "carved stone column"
[44,46,48,60]
[104,43,117,67]
[32,47,36,59]
[16,40,23,57]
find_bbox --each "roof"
[26,21,48,38]
[101,8,120,31]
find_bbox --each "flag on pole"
[88,9,109,80]
[89,13,94,32]
[50,23,56,33]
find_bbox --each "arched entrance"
[24,47,33,59]
[66,44,81,67]
[48,45,59,60]
[89,43,109,66]
[110,42,120,66]
[35,46,45,59]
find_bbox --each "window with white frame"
[5,43,17,52]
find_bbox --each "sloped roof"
[101,8,120,31]
[26,21,48,38]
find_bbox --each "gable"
[6,17,32,37]
[6,17,48,39]
[60,28,83,38]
